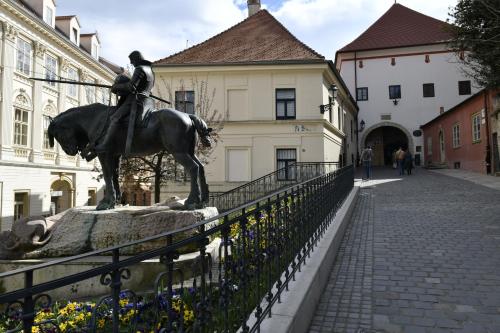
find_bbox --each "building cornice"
[1,0,115,80]
[153,62,328,74]
[0,159,96,172]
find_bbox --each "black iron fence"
[0,165,354,333]
[209,162,340,212]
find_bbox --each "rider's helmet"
[128,51,152,66]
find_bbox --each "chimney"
[248,0,261,16]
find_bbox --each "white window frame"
[472,113,481,142]
[14,191,30,221]
[452,123,460,148]
[16,38,32,76]
[45,54,58,87]
[67,67,79,98]
[42,115,53,150]
[13,108,30,147]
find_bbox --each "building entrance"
[50,179,73,214]
[364,126,408,166]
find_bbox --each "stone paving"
[308,167,500,333]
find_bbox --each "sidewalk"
[309,167,500,333]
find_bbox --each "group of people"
[393,147,413,176]
[360,145,414,180]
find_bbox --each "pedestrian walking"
[396,147,405,176]
[404,149,413,175]
[361,146,373,179]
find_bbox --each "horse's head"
[47,105,98,156]
[48,115,83,156]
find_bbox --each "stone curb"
[257,185,360,333]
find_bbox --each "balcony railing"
[209,162,340,212]
[0,165,354,333]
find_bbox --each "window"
[45,54,58,87]
[276,89,296,119]
[44,7,53,25]
[452,124,460,148]
[67,67,79,97]
[472,113,481,142]
[16,38,32,75]
[72,28,78,44]
[459,80,471,95]
[84,78,96,103]
[14,192,29,221]
[42,115,53,150]
[356,87,368,101]
[175,91,195,114]
[389,85,401,99]
[227,149,250,182]
[14,109,29,146]
[423,83,435,98]
[427,137,432,156]
[276,149,297,180]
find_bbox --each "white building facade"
[0,0,117,230]
[336,4,479,166]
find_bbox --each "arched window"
[13,93,32,147]
[42,102,57,150]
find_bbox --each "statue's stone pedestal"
[27,204,218,258]
[0,238,221,300]
[0,203,220,300]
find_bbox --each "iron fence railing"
[0,165,354,333]
[209,162,340,212]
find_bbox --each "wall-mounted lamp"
[319,84,338,114]
[393,98,399,105]
[358,119,365,132]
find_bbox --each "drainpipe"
[484,90,491,174]
[354,52,360,165]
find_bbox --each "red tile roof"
[339,4,452,53]
[155,10,324,65]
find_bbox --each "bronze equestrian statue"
[46,51,212,210]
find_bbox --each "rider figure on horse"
[95,50,155,153]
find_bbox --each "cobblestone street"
[308,168,500,333]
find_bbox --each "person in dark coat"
[404,149,414,175]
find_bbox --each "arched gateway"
[361,122,413,166]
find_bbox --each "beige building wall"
[154,63,357,199]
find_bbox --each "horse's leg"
[112,155,122,205]
[192,154,209,204]
[173,153,201,210]
[96,153,116,210]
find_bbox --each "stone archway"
[361,122,413,166]
[50,178,74,214]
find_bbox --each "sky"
[55,0,459,67]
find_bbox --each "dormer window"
[72,28,78,44]
[44,6,53,25]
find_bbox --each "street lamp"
[358,119,365,132]
[319,84,338,114]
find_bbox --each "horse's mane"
[54,103,110,122]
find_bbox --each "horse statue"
[47,103,212,210]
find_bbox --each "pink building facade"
[422,89,499,174]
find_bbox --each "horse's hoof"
[96,202,114,211]
[184,203,197,211]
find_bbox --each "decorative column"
[31,41,47,162]
[0,22,18,159]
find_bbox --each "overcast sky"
[55,0,458,67]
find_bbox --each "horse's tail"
[189,114,213,147]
